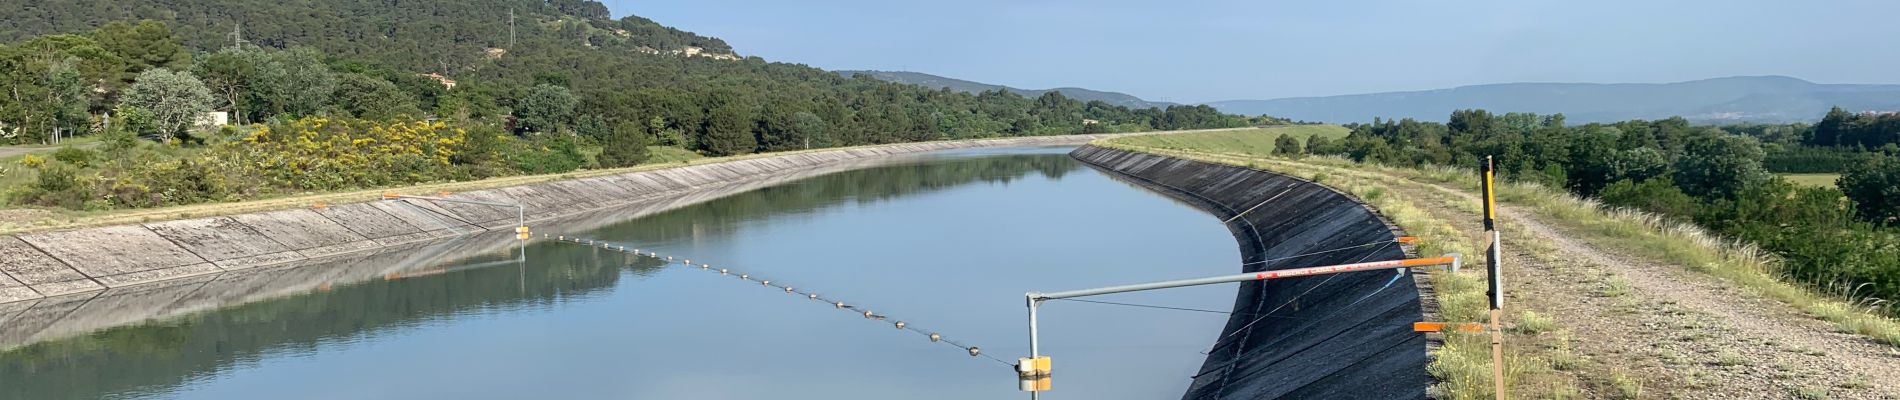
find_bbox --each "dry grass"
[1098,134,1900,348]
[1108,125,1349,155]
[1779,173,1840,189]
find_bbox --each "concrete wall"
[0,144,998,349]
[0,135,1130,305]
[1070,145,1432,400]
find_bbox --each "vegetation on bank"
[1102,126,1900,397]
[1263,110,1900,316]
[0,12,1255,213]
[1095,128,1542,398]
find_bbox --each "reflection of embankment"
[589,153,1079,242]
[0,136,1116,306]
[0,240,653,400]
[1070,145,1428,400]
[0,150,1081,400]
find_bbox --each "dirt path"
[0,142,95,158]
[1387,171,1900,399]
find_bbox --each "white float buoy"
[967,347,981,357]
[929,333,941,342]
[894,321,906,329]
[808,294,818,299]
[785,287,794,293]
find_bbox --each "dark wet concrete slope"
[1071,145,1430,400]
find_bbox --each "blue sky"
[601,0,1899,103]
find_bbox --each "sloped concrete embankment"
[1070,145,1429,400]
[0,135,1117,305]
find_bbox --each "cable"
[1201,241,1397,356]
[1045,298,1311,321]
[546,234,1011,366]
[1239,240,1396,268]
[1052,298,1233,315]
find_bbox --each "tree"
[1597,178,1700,218]
[1672,132,1768,199]
[193,47,266,124]
[1606,147,1668,183]
[597,121,652,168]
[254,47,336,118]
[793,111,830,149]
[90,20,187,80]
[1305,135,1340,155]
[1838,155,1900,224]
[334,73,420,120]
[515,84,577,133]
[1810,106,1852,146]
[1273,134,1303,156]
[118,68,214,141]
[700,101,757,156]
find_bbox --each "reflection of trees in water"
[591,153,1079,244]
[0,243,663,400]
[0,153,1077,399]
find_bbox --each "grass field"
[1780,173,1840,188]
[1108,125,1349,154]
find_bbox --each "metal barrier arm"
[1027,254,1461,302]
[1016,253,1461,394]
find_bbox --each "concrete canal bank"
[1070,145,1431,399]
[0,135,1141,305]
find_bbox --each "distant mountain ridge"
[1207,76,1900,123]
[839,70,1176,110]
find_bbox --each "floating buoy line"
[544,233,1011,366]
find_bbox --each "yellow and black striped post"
[1481,156,1506,399]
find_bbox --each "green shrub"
[1598,178,1700,218]
[51,146,96,168]
[511,134,586,174]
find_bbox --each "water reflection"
[0,147,1237,400]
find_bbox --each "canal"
[1,146,1242,399]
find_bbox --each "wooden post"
[1481,156,1506,399]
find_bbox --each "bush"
[16,164,88,209]
[51,146,95,168]
[1839,155,1900,225]
[597,122,652,168]
[511,134,586,174]
[225,117,468,190]
[1598,178,1700,218]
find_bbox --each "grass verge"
[1099,130,1900,347]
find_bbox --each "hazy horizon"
[604,0,1900,103]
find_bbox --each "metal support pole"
[1026,296,1042,400]
[1481,156,1507,400]
[1027,296,1041,359]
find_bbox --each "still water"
[2,147,1241,399]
